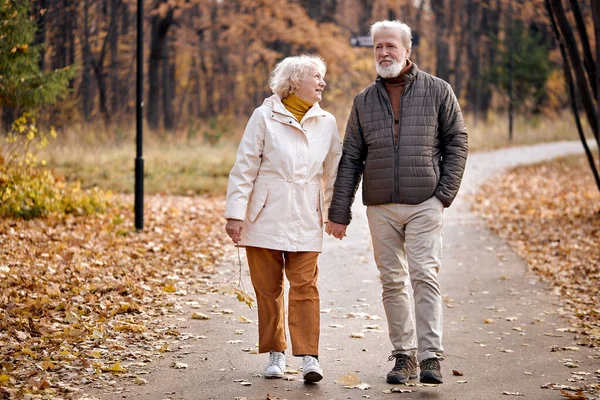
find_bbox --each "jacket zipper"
[395,76,414,202]
[379,85,398,203]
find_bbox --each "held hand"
[225,219,244,244]
[324,222,332,236]
[327,221,347,240]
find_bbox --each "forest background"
[3,0,596,197]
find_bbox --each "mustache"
[378,57,397,64]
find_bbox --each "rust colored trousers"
[245,246,320,356]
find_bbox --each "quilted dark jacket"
[328,63,468,225]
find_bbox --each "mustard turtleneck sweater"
[282,94,313,123]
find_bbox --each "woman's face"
[295,64,326,104]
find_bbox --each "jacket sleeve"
[224,108,266,220]
[321,121,343,222]
[435,83,468,207]
[327,98,367,225]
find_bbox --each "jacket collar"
[263,94,326,125]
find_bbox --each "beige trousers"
[366,196,444,362]
[245,247,320,356]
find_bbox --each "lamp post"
[135,0,144,230]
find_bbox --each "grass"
[42,141,237,196]
[40,111,594,196]
[466,110,594,152]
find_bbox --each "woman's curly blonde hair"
[269,54,327,99]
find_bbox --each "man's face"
[373,27,410,78]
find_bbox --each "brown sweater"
[384,60,413,144]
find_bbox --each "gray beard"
[376,59,404,78]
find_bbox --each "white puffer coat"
[225,94,342,252]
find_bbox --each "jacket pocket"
[248,188,269,222]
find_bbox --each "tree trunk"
[110,0,121,115]
[299,0,337,23]
[162,46,175,131]
[465,0,482,117]
[479,0,501,117]
[569,0,597,100]
[431,0,450,82]
[452,7,467,99]
[547,0,598,140]
[148,2,174,130]
[591,0,600,145]
[591,0,600,167]
[33,0,49,70]
[545,0,600,192]
[83,0,92,121]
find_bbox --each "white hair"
[369,20,412,56]
[269,55,327,99]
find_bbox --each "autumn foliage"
[0,113,109,219]
[472,156,600,347]
[0,196,229,398]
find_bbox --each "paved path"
[86,141,599,400]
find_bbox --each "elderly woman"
[224,54,342,383]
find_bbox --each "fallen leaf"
[559,390,587,400]
[452,370,464,376]
[382,387,413,393]
[191,312,210,320]
[337,372,361,387]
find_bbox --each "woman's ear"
[290,78,300,92]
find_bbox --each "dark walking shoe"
[386,354,418,384]
[419,357,443,384]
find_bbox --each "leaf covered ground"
[0,196,229,399]
[472,155,600,348]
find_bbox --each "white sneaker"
[264,351,285,379]
[302,355,323,383]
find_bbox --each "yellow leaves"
[472,155,600,348]
[337,372,361,386]
[0,195,230,393]
[9,44,28,53]
[46,283,61,297]
[560,390,587,400]
[214,284,254,308]
[114,323,146,333]
[191,312,210,320]
[88,351,102,358]
[41,361,57,371]
[20,347,35,357]
[111,302,140,316]
[101,361,126,373]
[162,284,177,293]
[158,343,169,353]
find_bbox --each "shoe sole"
[420,372,443,384]
[303,371,323,383]
[264,374,283,379]
[264,373,284,379]
[386,373,417,384]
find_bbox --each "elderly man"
[327,20,468,385]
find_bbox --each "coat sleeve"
[435,83,468,207]
[321,121,343,222]
[224,108,266,220]
[327,97,367,225]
